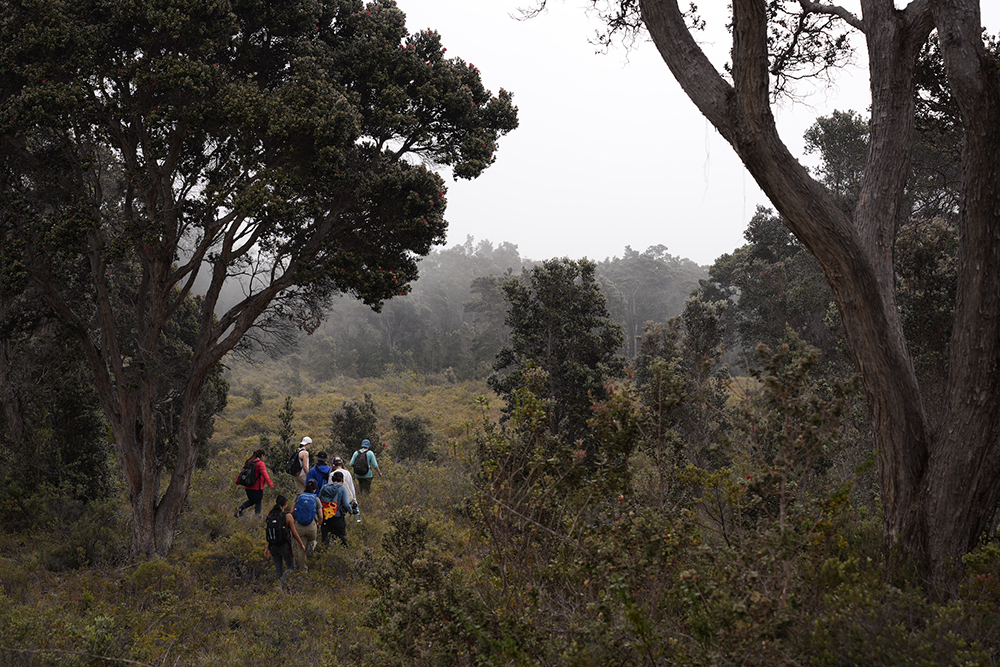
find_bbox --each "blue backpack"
[292,493,318,525]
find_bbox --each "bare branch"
[798,0,865,32]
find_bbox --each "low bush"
[389,414,435,462]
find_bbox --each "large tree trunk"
[98,351,215,556]
[923,0,1000,570]
[639,0,1000,577]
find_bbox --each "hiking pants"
[239,488,264,514]
[322,516,348,546]
[294,521,318,571]
[270,542,294,580]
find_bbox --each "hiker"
[328,456,357,507]
[350,439,382,496]
[292,479,322,572]
[306,451,332,492]
[264,494,306,583]
[318,470,356,547]
[291,436,312,494]
[235,448,273,516]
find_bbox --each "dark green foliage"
[389,414,434,462]
[698,206,842,368]
[489,258,624,445]
[804,109,869,214]
[633,297,732,474]
[588,376,647,496]
[895,217,957,388]
[330,392,380,452]
[634,320,690,473]
[0,284,113,506]
[0,349,111,509]
[362,508,536,667]
[277,396,295,449]
[274,395,297,466]
[155,294,230,470]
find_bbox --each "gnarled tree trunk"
[638,0,1000,577]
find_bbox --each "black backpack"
[353,450,370,476]
[237,459,259,487]
[285,448,304,475]
[265,512,290,545]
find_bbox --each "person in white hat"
[292,436,312,494]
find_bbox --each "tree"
[0,0,516,556]
[802,110,869,214]
[596,245,706,357]
[390,413,434,461]
[598,0,1000,577]
[0,311,112,504]
[489,258,624,445]
[277,396,296,451]
[330,393,381,453]
[701,206,841,367]
[634,296,731,474]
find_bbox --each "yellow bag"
[322,500,338,520]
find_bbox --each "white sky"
[399,1,997,267]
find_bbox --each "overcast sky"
[399,1,997,267]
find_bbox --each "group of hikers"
[234,435,383,584]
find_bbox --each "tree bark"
[924,0,1000,570]
[639,0,1000,576]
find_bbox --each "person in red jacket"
[235,448,274,516]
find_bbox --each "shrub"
[249,385,264,408]
[331,393,381,452]
[389,414,434,462]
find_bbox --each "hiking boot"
[235,505,243,518]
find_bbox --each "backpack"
[353,450,370,476]
[265,512,289,545]
[285,448,304,475]
[236,459,259,487]
[292,493,318,525]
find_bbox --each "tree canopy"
[0,0,517,556]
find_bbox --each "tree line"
[291,238,704,382]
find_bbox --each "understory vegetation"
[3,344,1000,667]
[3,0,999,662]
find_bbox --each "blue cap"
[361,439,370,449]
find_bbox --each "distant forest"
[259,238,707,381]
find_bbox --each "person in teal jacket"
[350,439,382,496]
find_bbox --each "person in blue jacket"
[318,471,356,547]
[306,451,332,492]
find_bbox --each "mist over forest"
[261,237,707,381]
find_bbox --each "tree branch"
[798,0,865,32]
